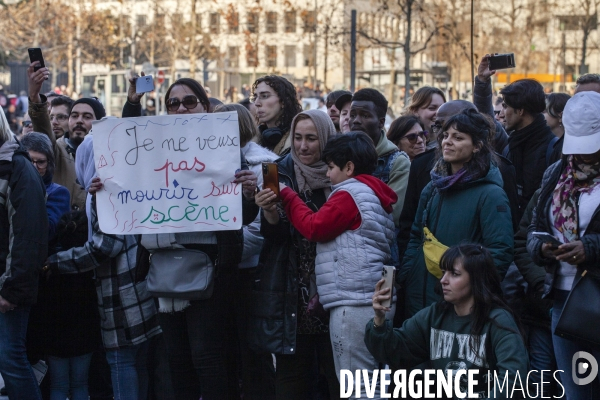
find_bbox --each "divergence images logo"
[572,351,598,386]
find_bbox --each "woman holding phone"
[527,91,600,400]
[251,109,339,399]
[121,76,259,400]
[366,244,528,398]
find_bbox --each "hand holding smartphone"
[380,266,396,308]
[488,53,516,70]
[262,163,280,201]
[135,75,155,94]
[532,232,563,248]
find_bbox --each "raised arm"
[473,54,496,118]
[27,63,54,143]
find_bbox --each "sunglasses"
[403,131,427,144]
[166,95,199,112]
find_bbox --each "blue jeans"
[105,341,150,400]
[528,325,557,397]
[0,306,41,399]
[48,353,93,400]
[552,289,600,400]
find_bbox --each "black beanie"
[71,97,106,120]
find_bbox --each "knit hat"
[71,97,106,120]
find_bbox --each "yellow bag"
[423,226,449,279]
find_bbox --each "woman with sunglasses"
[367,244,528,398]
[123,76,260,400]
[398,109,514,318]
[387,115,427,161]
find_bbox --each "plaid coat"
[47,198,161,350]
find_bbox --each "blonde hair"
[0,110,14,144]
[214,103,259,147]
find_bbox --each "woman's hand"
[234,170,258,200]
[255,188,279,225]
[88,177,103,195]
[555,240,586,265]
[372,278,391,326]
[541,243,564,260]
[127,71,146,104]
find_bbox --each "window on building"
[247,12,259,33]
[303,10,316,33]
[266,45,277,67]
[285,11,296,33]
[210,12,220,34]
[247,44,258,67]
[284,45,296,67]
[171,13,182,27]
[155,13,165,27]
[136,15,147,28]
[195,14,202,31]
[303,45,313,67]
[228,46,239,68]
[558,14,597,30]
[228,11,239,33]
[266,12,277,33]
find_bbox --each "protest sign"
[92,111,242,234]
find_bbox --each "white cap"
[562,91,600,155]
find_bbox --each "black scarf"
[506,113,550,187]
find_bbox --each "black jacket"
[527,159,600,298]
[248,154,323,355]
[0,145,48,305]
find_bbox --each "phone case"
[489,53,515,70]
[28,48,45,72]
[262,163,280,201]
[380,266,395,308]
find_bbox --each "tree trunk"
[67,30,74,92]
[403,0,413,106]
[189,0,197,79]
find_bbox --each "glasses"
[250,93,274,103]
[494,110,501,116]
[50,114,69,122]
[403,131,427,144]
[166,95,199,112]
[31,159,48,168]
[22,121,32,127]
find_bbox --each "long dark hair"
[252,75,302,132]
[436,108,495,178]
[165,78,210,113]
[437,244,523,360]
[387,115,424,145]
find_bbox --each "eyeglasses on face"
[403,131,427,144]
[22,121,32,127]
[250,93,274,103]
[166,95,199,112]
[31,159,48,168]
[494,110,501,116]
[50,114,69,122]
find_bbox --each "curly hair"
[252,75,302,132]
[436,108,494,178]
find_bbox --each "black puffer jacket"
[248,154,326,355]
[527,159,600,298]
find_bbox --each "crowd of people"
[0,50,599,400]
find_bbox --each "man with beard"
[27,63,98,210]
[49,96,73,140]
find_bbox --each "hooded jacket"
[398,164,514,317]
[280,176,396,309]
[0,138,48,305]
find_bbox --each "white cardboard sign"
[92,112,242,234]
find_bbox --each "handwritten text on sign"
[92,112,242,234]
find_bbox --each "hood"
[354,174,398,213]
[375,131,399,156]
[0,135,19,162]
[76,134,96,191]
[242,142,278,166]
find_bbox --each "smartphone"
[380,266,396,308]
[262,162,280,201]
[489,53,516,70]
[532,232,563,248]
[28,48,46,72]
[136,75,155,94]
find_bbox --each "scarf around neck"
[290,110,336,196]
[430,159,485,191]
[507,113,549,177]
[552,155,600,242]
